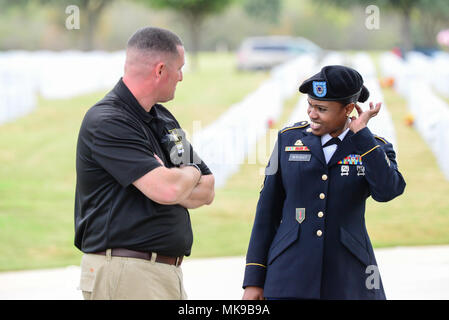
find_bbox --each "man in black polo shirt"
[75,27,215,300]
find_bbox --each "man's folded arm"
[178,173,215,209]
[133,165,201,205]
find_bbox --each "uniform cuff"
[242,264,267,289]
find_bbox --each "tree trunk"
[401,7,413,53]
[81,0,109,51]
[83,11,95,50]
[421,13,438,48]
[186,13,203,72]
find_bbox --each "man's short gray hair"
[127,27,183,55]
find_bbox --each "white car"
[236,36,322,71]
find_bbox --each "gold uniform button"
[317,230,323,237]
[322,174,328,181]
[318,211,324,218]
[319,193,325,199]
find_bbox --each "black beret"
[299,65,369,103]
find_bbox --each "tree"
[0,0,112,50]
[316,0,449,53]
[384,0,421,53]
[243,0,282,24]
[417,0,449,48]
[139,0,234,71]
[74,0,112,50]
[51,0,113,50]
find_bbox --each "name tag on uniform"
[289,154,311,162]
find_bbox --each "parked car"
[236,36,322,71]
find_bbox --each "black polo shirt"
[74,78,207,257]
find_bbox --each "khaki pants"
[79,250,187,300]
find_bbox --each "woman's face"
[307,97,354,137]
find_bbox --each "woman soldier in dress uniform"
[242,65,406,300]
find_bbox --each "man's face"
[307,97,350,137]
[158,45,185,102]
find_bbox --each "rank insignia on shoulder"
[338,154,363,165]
[285,146,310,152]
[296,208,305,224]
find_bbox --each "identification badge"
[296,208,305,224]
[289,154,311,162]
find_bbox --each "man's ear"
[154,62,165,79]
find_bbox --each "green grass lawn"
[0,52,268,271]
[191,84,449,258]
[364,53,449,247]
[364,86,449,247]
[165,53,269,135]
[189,94,300,258]
[0,91,103,270]
[1,52,448,271]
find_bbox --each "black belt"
[94,248,183,267]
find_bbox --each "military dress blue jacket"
[243,122,406,299]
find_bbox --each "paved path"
[1,245,448,300]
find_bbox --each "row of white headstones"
[1,50,448,181]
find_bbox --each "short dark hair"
[127,27,183,54]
